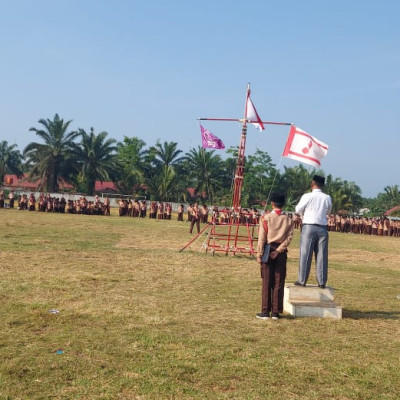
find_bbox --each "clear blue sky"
[1,0,399,197]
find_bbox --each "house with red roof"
[94,181,118,193]
[384,205,400,216]
[3,174,118,194]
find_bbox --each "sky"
[0,0,399,198]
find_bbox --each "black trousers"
[190,218,200,234]
[261,250,287,314]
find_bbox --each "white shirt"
[295,189,332,225]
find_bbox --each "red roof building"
[3,174,38,190]
[384,205,400,216]
[3,174,77,191]
[94,181,118,193]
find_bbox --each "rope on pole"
[264,155,284,212]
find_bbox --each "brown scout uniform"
[257,210,294,315]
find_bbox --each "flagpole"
[183,84,297,257]
[202,147,211,203]
[231,84,249,210]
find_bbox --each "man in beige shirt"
[256,193,294,320]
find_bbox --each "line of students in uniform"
[185,203,262,234]
[327,214,400,237]
[6,191,396,238]
[117,200,174,220]
[0,192,111,216]
[186,204,261,225]
[291,212,400,237]
[118,199,148,218]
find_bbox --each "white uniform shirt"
[295,189,332,225]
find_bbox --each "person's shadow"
[343,310,400,320]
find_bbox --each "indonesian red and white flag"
[282,125,329,168]
[246,91,265,132]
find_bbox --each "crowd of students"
[2,191,399,237]
[183,203,262,234]
[0,191,111,215]
[117,199,173,219]
[284,213,400,237]
[326,214,400,237]
[117,201,261,225]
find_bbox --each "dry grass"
[0,209,399,400]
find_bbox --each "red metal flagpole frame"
[198,85,292,210]
[232,117,247,210]
[181,85,293,256]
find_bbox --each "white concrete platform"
[284,283,342,319]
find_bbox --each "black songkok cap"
[270,193,286,205]
[312,175,325,186]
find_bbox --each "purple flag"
[200,125,225,149]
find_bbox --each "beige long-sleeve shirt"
[257,210,294,258]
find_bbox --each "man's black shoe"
[294,281,305,287]
[256,312,270,320]
[318,284,326,289]
[271,313,280,320]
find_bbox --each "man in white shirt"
[295,175,332,288]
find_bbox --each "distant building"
[384,205,400,216]
[2,174,74,192]
[3,174,118,194]
[358,208,371,215]
[94,181,118,194]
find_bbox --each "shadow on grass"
[343,309,400,320]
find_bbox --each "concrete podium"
[284,283,342,319]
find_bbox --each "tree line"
[1,114,399,215]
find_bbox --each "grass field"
[0,209,399,400]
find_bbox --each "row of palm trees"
[1,113,394,214]
[364,185,400,216]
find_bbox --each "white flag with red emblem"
[282,125,328,168]
[246,90,265,131]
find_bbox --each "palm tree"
[24,114,80,192]
[325,175,362,213]
[142,163,179,202]
[369,184,400,215]
[280,165,316,206]
[151,140,183,168]
[183,146,223,203]
[143,141,183,200]
[158,165,177,201]
[384,184,399,197]
[73,128,118,195]
[384,185,400,208]
[0,141,23,184]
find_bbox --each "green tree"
[151,140,183,168]
[325,175,362,213]
[144,141,183,200]
[158,165,177,201]
[279,165,316,209]
[215,147,241,206]
[0,141,23,184]
[73,128,118,195]
[182,146,223,203]
[383,185,400,207]
[24,114,79,192]
[366,185,400,215]
[243,149,277,207]
[116,136,147,195]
